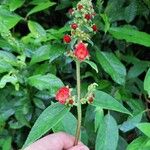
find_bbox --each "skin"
[24,132,89,150]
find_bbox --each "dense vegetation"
[0,0,150,149]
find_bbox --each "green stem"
[74,61,82,146]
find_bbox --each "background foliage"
[0,0,150,149]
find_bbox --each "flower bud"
[71,23,78,30]
[92,24,98,32]
[85,14,92,20]
[88,96,94,103]
[63,35,71,43]
[78,4,83,10]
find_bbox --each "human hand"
[24,132,89,150]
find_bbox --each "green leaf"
[117,136,128,150]
[119,112,143,132]
[96,50,126,85]
[0,61,13,74]
[53,112,77,136]
[124,0,137,23]
[15,110,30,127]
[30,45,50,64]
[23,103,70,148]
[2,137,12,150]
[27,74,64,94]
[33,98,46,110]
[9,0,25,11]
[27,1,56,16]
[0,6,21,29]
[0,50,17,66]
[127,136,150,150]
[109,27,150,47]
[137,123,150,138]
[28,20,46,38]
[144,69,150,97]
[31,44,66,64]
[92,90,131,115]
[95,107,104,132]
[100,13,110,33]
[84,60,98,73]
[0,74,18,89]
[127,63,147,79]
[96,114,119,150]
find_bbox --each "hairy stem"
[74,61,82,146]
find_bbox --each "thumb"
[68,145,89,150]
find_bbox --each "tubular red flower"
[71,23,78,30]
[92,24,98,32]
[85,14,92,20]
[63,35,71,43]
[78,4,83,10]
[56,87,70,104]
[74,42,89,61]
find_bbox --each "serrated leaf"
[84,60,98,73]
[109,27,150,47]
[96,114,119,150]
[27,74,64,94]
[92,90,131,115]
[27,1,56,16]
[96,50,126,85]
[144,69,150,97]
[23,103,70,148]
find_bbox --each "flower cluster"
[56,0,98,105]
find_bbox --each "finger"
[24,132,83,150]
[68,145,89,150]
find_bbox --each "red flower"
[63,35,71,43]
[71,23,78,30]
[92,24,98,32]
[78,4,83,10]
[56,87,70,104]
[74,42,89,61]
[85,14,92,20]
